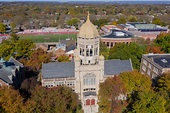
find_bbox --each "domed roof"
[79,13,99,38]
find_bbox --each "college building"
[140,54,170,81]
[41,13,133,113]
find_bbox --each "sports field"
[19,34,77,43]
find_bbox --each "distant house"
[55,48,66,58]
[100,25,117,34]
[55,39,76,59]
[0,34,10,43]
[140,54,170,81]
[0,57,24,87]
[35,43,48,51]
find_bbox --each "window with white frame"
[44,82,53,87]
[55,81,64,86]
[153,67,158,73]
[66,81,75,86]
[83,73,96,85]
[148,63,151,69]
[147,69,151,76]
[143,59,147,65]
[142,65,146,72]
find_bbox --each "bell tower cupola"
[76,12,100,65]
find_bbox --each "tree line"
[0,2,169,29]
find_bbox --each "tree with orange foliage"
[146,45,164,54]
[20,48,52,71]
[0,87,35,113]
[98,76,127,113]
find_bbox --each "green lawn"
[19,34,77,43]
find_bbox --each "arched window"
[91,99,95,105]
[86,99,90,105]
[83,73,96,85]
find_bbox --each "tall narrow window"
[86,49,89,56]
[90,49,93,56]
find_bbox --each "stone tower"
[74,12,104,113]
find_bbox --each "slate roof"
[8,57,23,67]
[104,59,133,76]
[60,39,76,47]
[42,62,75,78]
[0,68,12,84]
[0,57,23,84]
[42,59,133,79]
[66,44,76,52]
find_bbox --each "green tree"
[0,22,6,33]
[58,55,70,62]
[93,19,108,28]
[117,17,127,24]
[66,18,80,28]
[128,16,137,22]
[100,41,109,59]
[10,22,16,32]
[0,40,13,59]
[152,18,166,26]
[119,71,166,113]
[154,32,170,53]
[15,39,35,58]
[155,73,170,112]
[119,70,151,93]
[30,85,79,113]
[0,33,34,59]
[125,91,166,113]
[108,43,145,70]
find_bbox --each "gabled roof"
[0,68,12,84]
[104,59,133,76]
[0,57,23,85]
[42,62,75,78]
[8,57,23,67]
[66,44,76,52]
[42,59,133,79]
[60,39,76,46]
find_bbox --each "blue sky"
[1,0,170,1]
[0,0,169,2]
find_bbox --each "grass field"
[19,34,77,43]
